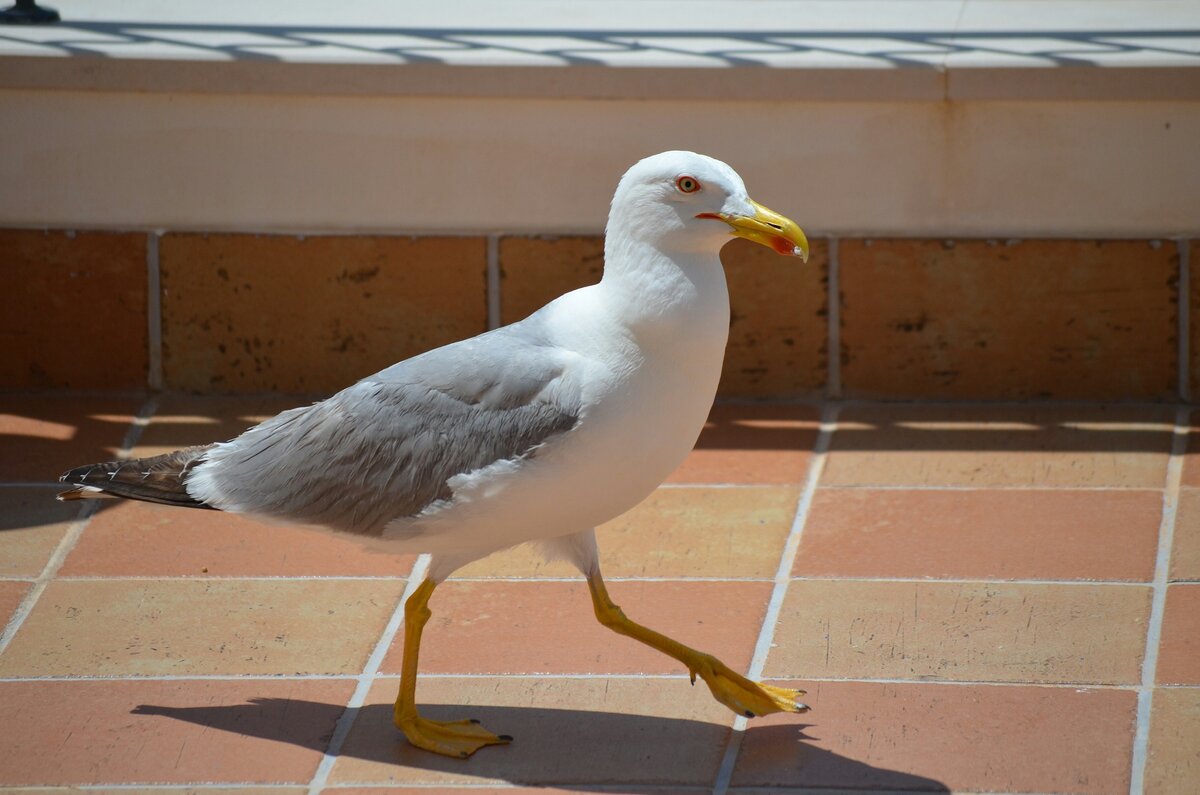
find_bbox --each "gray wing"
[188,325,582,535]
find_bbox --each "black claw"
[459,751,469,759]
[469,719,481,724]
[499,734,513,741]
[744,710,755,718]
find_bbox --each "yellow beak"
[699,200,809,262]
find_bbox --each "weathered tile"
[498,235,603,326]
[131,394,301,457]
[1147,686,1200,795]
[1191,239,1200,401]
[0,394,139,482]
[0,486,79,577]
[331,677,731,785]
[733,680,1135,794]
[331,790,699,795]
[718,238,827,398]
[0,789,305,794]
[823,404,1173,487]
[0,580,30,629]
[0,578,405,676]
[797,488,1162,582]
[161,233,487,393]
[381,580,771,676]
[0,678,352,785]
[332,789,693,795]
[667,404,818,485]
[840,239,1177,399]
[62,499,415,578]
[456,486,798,579]
[499,236,828,398]
[1157,584,1200,685]
[1173,488,1200,582]
[1179,410,1200,489]
[0,229,148,390]
[766,580,1150,684]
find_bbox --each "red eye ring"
[675,175,701,194]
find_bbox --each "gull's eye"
[675,175,701,194]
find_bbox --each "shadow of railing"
[1,21,1198,68]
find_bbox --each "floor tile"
[0,578,406,677]
[796,487,1162,581]
[331,789,697,795]
[1180,409,1200,487]
[0,230,148,390]
[732,680,1135,794]
[161,233,487,393]
[1170,487,1200,582]
[381,580,772,676]
[0,678,352,785]
[0,789,306,794]
[0,580,30,629]
[0,394,139,482]
[331,677,731,786]
[131,395,303,457]
[1157,584,1200,685]
[0,486,79,577]
[455,486,799,579]
[667,404,817,485]
[824,404,1173,487]
[62,500,415,578]
[329,790,701,795]
[766,580,1150,684]
[1146,687,1200,795]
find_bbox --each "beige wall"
[1,90,1197,237]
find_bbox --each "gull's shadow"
[133,698,950,790]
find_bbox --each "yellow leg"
[393,578,512,758]
[587,571,808,719]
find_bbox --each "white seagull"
[59,150,811,758]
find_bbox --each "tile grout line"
[711,403,839,795]
[1128,403,1188,795]
[826,237,842,399]
[0,396,158,657]
[0,482,1178,493]
[1178,238,1190,403]
[0,482,1180,493]
[306,553,431,795]
[0,672,1147,689]
[147,230,164,391]
[486,234,501,331]
[30,574,1166,587]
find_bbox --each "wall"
[2,229,1193,401]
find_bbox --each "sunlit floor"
[0,394,1196,793]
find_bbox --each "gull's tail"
[57,445,217,509]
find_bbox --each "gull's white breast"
[385,254,731,557]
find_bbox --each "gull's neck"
[598,233,730,346]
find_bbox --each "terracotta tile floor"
[1,395,1197,793]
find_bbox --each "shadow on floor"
[133,698,950,791]
[3,396,1185,531]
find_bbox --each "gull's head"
[608,150,809,262]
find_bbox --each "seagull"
[58,150,811,758]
